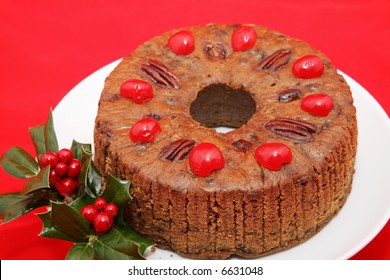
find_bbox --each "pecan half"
[265,118,317,142]
[278,89,301,103]
[232,139,252,152]
[160,139,196,161]
[141,60,180,89]
[204,42,227,61]
[257,49,291,72]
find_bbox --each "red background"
[0,0,389,260]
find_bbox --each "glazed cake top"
[94,23,356,193]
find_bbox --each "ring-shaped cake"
[94,24,357,259]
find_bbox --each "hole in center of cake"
[190,83,256,132]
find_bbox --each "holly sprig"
[0,110,154,260]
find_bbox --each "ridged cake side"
[94,115,357,259]
[93,24,357,259]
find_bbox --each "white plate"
[53,59,390,260]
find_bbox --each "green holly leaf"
[69,193,95,212]
[29,124,45,158]
[0,146,39,178]
[38,211,85,243]
[93,227,144,260]
[75,146,94,198]
[71,140,92,160]
[0,189,58,224]
[66,242,95,260]
[49,201,91,241]
[102,174,131,205]
[86,162,103,198]
[29,110,58,159]
[69,141,103,199]
[101,174,131,226]
[115,226,155,256]
[50,201,91,238]
[22,165,50,194]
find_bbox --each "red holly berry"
[67,158,81,178]
[93,212,114,234]
[189,142,225,177]
[104,203,119,218]
[54,162,68,176]
[40,152,58,168]
[55,177,77,197]
[57,148,73,164]
[120,79,154,104]
[129,117,162,143]
[254,143,292,171]
[301,93,334,116]
[168,30,195,55]
[80,205,99,224]
[231,26,257,51]
[94,197,107,211]
[292,55,324,79]
[49,168,62,184]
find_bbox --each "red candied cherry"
[67,158,81,178]
[189,142,225,177]
[94,197,107,211]
[255,142,292,171]
[104,203,119,218]
[168,30,195,55]
[292,55,324,79]
[57,148,73,164]
[231,26,257,51]
[39,152,58,168]
[93,212,114,234]
[129,117,162,143]
[49,169,62,184]
[54,161,68,176]
[301,93,334,117]
[120,79,154,104]
[80,205,98,224]
[55,177,77,197]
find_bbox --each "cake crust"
[94,24,357,259]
